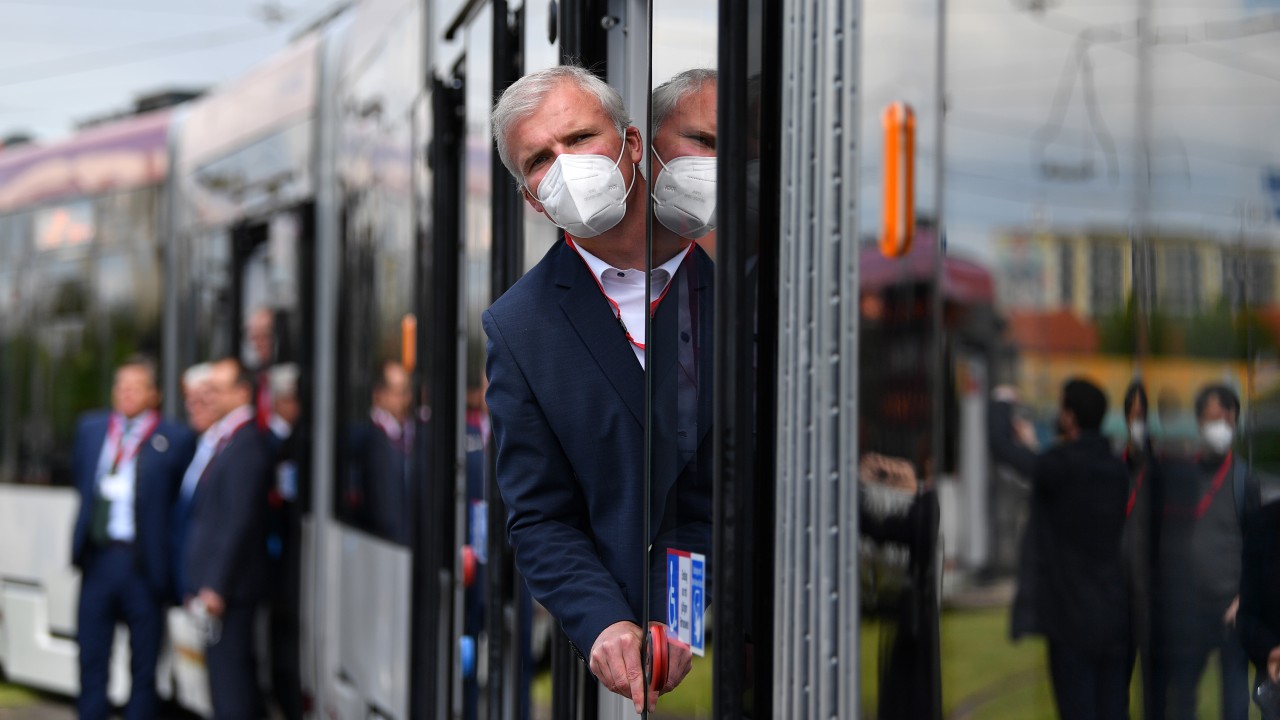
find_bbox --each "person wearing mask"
[1156,384,1257,720]
[70,355,196,720]
[179,357,272,720]
[1120,380,1161,720]
[484,65,714,712]
[1012,378,1130,719]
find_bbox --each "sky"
[0,0,339,142]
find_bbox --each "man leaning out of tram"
[484,65,717,713]
[71,354,196,720]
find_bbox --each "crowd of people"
[999,376,1280,719]
[72,350,287,720]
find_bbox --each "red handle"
[647,624,669,693]
[460,546,477,588]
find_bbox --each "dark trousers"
[1155,623,1249,720]
[207,602,262,720]
[1047,642,1131,720]
[77,543,164,720]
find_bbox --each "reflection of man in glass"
[356,360,414,545]
[1156,384,1256,720]
[485,65,714,712]
[1012,379,1130,720]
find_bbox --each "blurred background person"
[1239,486,1280,719]
[1012,378,1130,720]
[1121,380,1160,720]
[350,360,414,544]
[247,306,277,430]
[266,362,303,720]
[1155,384,1258,720]
[70,355,196,720]
[179,357,272,720]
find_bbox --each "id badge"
[100,473,131,502]
[666,549,706,657]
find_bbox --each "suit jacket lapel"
[555,244,645,427]
[86,418,109,496]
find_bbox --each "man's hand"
[1269,645,1280,682]
[590,621,647,713]
[197,588,225,618]
[1224,595,1239,627]
[654,622,693,694]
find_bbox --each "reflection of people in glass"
[1120,380,1159,720]
[651,69,717,244]
[351,360,414,544]
[1238,480,1280,718]
[1012,379,1130,720]
[1156,384,1256,720]
[485,65,713,711]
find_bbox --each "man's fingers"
[622,638,646,713]
[663,637,693,693]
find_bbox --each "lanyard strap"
[1194,451,1233,520]
[566,238,689,350]
[1164,451,1233,520]
[1126,467,1145,518]
[106,411,160,474]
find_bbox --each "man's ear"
[520,184,545,214]
[624,126,644,166]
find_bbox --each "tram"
[3,0,1279,718]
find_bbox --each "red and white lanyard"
[105,410,160,475]
[566,238,689,350]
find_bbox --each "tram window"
[643,2,720,717]
[333,71,419,545]
[851,0,1280,713]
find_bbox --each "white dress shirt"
[94,411,158,542]
[573,243,692,368]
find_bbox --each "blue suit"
[70,411,195,720]
[483,240,714,658]
[182,420,272,720]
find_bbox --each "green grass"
[533,606,1262,719]
[0,681,42,708]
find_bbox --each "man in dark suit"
[485,65,714,713]
[1013,378,1130,719]
[71,355,196,720]
[179,357,272,720]
[1239,495,1280,718]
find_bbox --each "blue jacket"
[70,411,196,599]
[182,423,272,603]
[483,240,714,657]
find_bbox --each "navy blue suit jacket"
[183,423,272,603]
[484,240,714,656]
[70,411,196,599]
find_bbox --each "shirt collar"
[207,405,254,445]
[574,242,692,288]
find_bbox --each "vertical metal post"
[774,0,861,717]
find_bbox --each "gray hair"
[490,65,631,182]
[269,362,300,399]
[651,68,717,139]
[182,362,213,390]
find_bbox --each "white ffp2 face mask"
[1129,420,1146,446]
[532,136,634,238]
[652,151,717,239]
[1201,420,1234,455]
